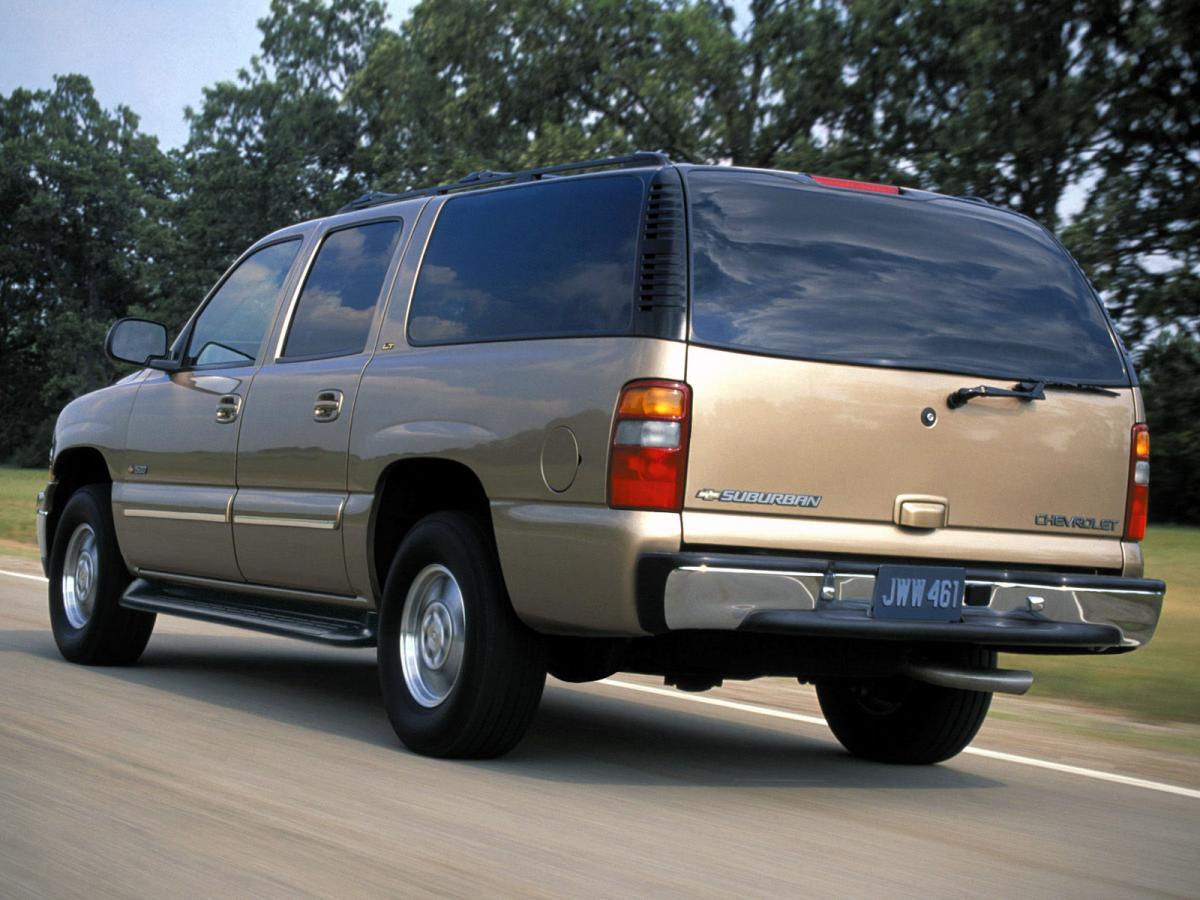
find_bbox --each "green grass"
[1004,526,1200,724]
[2,464,1196,722]
[0,465,44,550]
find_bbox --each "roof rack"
[337,151,672,213]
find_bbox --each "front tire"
[49,485,155,665]
[378,512,546,758]
[815,646,994,765]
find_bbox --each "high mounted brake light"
[809,175,901,195]
[608,380,691,512]
[1124,424,1150,541]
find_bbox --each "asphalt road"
[2,568,1197,899]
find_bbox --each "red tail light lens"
[810,175,900,195]
[1124,424,1150,541]
[609,380,691,511]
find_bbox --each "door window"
[186,239,301,367]
[281,220,404,360]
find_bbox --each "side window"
[407,176,643,345]
[186,240,301,367]
[282,219,404,359]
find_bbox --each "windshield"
[686,170,1129,384]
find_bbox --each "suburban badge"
[696,488,822,508]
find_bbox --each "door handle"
[215,394,242,424]
[313,389,344,422]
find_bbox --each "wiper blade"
[948,379,1120,409]
[1016,379,1120,398]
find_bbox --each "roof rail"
[337,151,672,213]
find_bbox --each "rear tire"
[815,646,993,765]
[48,485,155,665]
[377,511,546,758]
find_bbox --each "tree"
[166,0,388,327]
[0,75,174,465]
[1138,334,1200,524]
[351,0,855,188]
[830,0,1121,229]
[349,1,1130,225]
[1062,0,1199,343]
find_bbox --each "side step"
[120,578,377,647]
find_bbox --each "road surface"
[1,565,1197,898]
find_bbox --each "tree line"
[1,0,1196,520]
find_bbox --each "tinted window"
[186,240,300,367]
[283,220,403,359]
[688,170,1128,383]
[407,176,643,344]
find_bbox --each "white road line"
[597,678,1200,801]
[599,678,828,726]
[0,569,48,584]
[4,567,1194,801]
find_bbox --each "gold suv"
[38,153,1165,764]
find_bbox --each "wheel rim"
[62,523,99,629]
[399,564,466,708]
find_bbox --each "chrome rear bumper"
[639,553,1164,652]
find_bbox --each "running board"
[903,660,1033,695]
[120,578,377,647]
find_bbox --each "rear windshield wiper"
[1030,380,1121,397]
[948,379,1119,409]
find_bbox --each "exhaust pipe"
[903,660,1034,695]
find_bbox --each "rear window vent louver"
[638,174,687,318]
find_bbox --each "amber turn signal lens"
[617,385,686,419]
[1135,429,1150,459]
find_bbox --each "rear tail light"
[608,380,691,511]
[1124,424,1150,541]
[809,174,901,195]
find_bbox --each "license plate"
[871,565,965,621]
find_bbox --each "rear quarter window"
[687,169,1129,384]
[407,176,644,345]
[282,219,403,360]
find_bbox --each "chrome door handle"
[215,394,242,423]
[313,389,344,422]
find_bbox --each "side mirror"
[105,318,170,367]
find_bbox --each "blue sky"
[0,0,413,149]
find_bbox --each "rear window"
[407,176,643,345]
[687,170,1128,383]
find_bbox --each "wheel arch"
[368,457,499,601]
[46,446,114,562]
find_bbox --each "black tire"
[48,485,155,665]
[377,511,546,758]
[815,646,994,765]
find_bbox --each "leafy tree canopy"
[0,75,174,465]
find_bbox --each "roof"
[337,151,673,213]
